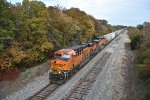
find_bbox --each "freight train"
[49,29,126,84]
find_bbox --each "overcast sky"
[8,0,150,26]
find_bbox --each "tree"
[0,0,15,51]
[137,24,143,30]
[65,8,96,42]
[47,7,81,47]
[101,19,108,25]
[8,0,53,67]
[130,35,141,50]
[0,0,16,70]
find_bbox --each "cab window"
[61,54,70,62]
[54,54,61,59]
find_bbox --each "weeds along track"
[27,83,59,100]
[64,52,111,100]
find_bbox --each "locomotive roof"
[56,49,76,55]
[93,39,99,42]
[97,36,104,39]
[81,42,89,46]
[95,37,102,41]
[69,45,85,51]
[87,42,94,46]
[90,40,98,44]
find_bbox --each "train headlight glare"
[48,69,52,74]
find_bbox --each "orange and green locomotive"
[49,37,108,84]
[49,29,125,84]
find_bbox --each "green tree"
[137,24,143,30]
[0,0,15,50]
[65,8,96,42]
[0,0,16,70]
[130,35,141,50]
[101,19,108,25]
[47,7,81,47]
[12,0,53,65]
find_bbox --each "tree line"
[0,0,125,70]
[128,22,150,100]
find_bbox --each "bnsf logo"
[52,63,65,67]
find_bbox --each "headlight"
[48,69,52,74]
[58,71,61,74]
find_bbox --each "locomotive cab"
[53,53,71,62]
[49,49,76,84]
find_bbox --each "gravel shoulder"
[0,62,50,100]
[85,33,126,100]
[85,32,136,100]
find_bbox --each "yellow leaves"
[102,25,109,35]
[7,42,27,63]
[0,56,12,70]
[26,50,40,63]
[41,42,53,52]
[80,37,87,43]
[0,41,28,70]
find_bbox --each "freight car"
[49,29,126,84]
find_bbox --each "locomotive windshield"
[54,54,70,62]
[61,54,70,62]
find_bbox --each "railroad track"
[27,52,111,100]
[27,83,59,100]
[26,47,107,100]
[64,52,111,100]
[27,36,118,100]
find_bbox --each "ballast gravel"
[85,33,129,100]
[3,73,49,100]
[1,62,50,100]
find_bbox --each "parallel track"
[27,83,59,100]
[64,52,111,100]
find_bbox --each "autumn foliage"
[0,0,121,71]
[129,23,150,77]
[128,22,150,100]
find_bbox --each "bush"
[130,36,141,50]
[137,49,150,78]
